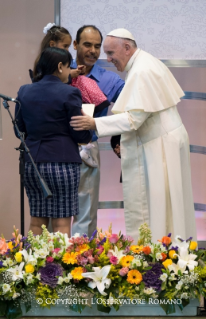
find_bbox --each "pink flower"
[107,251,113,258]
[109,234,119,244]
[119,267,129,276]
[96,245,104,255]
[0,238,8,255]
[110,256,118,265]
[53,248,61,253]
[87,255,95,264]
[94,255,99,263]
[46,256,54,263]
[83,249,93,258]
[77,255,88,266]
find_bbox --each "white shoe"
[80,149,98,168]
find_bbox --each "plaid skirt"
[24,162,80,218]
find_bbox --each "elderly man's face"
[103,36,128,72]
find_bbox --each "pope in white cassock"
[70,28,197,243]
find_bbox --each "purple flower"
[38,263,63,288]
[98,237,106,246]
[89,230,97,241]
[0,260,4,268]
[143,263,163,291]
[25,244,31,250]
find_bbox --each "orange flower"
[121,255,134,267]
[159,236,171,246]
[0,238,8,255]
[62,252,78,264]
[76,244,89,254]
[129,245,143,254]
[142,246,151,255]
[104,231,112,238]
[71,267,84,280]
[12,226,23,250]
[161,253,167,261]
[127,269,142,284]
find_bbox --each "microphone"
[0,93,18,103]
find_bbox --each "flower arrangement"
[0,223,206,319]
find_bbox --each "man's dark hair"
[110,135,121,150]
[75,25,103,44]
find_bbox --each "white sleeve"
[95,110,151,137]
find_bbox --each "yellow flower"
[127,269,142,284]
[129,245,143,254]
[121,255,134,267]
[71,267,84,280]
[76,244,89,254]
[190,241,198,250]
[168,250,177,259]
[162,259,173,269]
[15,252,22,263]
[62,252,78,264]
[25,264,35,273]
[7,241,14,252]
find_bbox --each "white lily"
[82,265,111,296]
[7,262,25,281]
[177,246,198,271]
[20,249,37,265]
[108,246,126,263]
[2,283,11,294]
[173,236,189,250]
[168,262,186,275]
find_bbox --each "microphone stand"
[15,142,25,237]
[2,99,52,236]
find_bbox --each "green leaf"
[24,300,31,313]
[177,302,184,311]
[0,300,7,316]
[181,298,190,308]
[159,302,176,315]
[69,303,85,313]
[97,303,111,313]
[112,303,119,311]
[6,300,22,319]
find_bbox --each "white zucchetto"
[107,28,135,41]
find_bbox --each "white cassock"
[95,49,197,243]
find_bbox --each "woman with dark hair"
[15,47,92,236]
